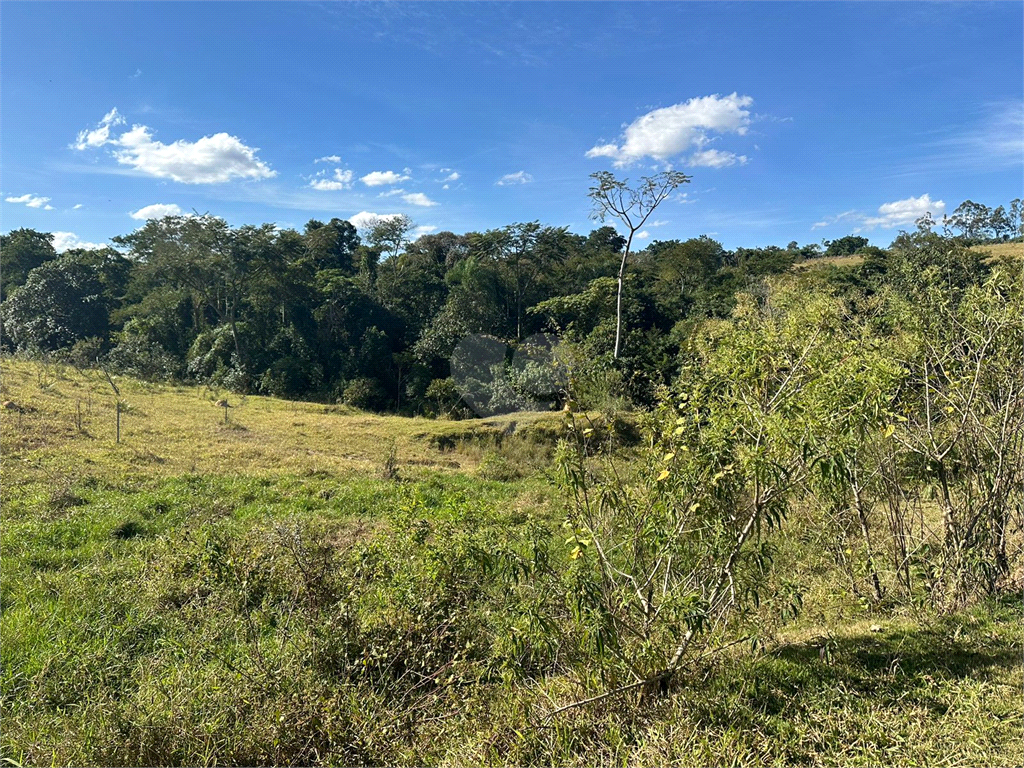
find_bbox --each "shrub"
[341,377,387,411]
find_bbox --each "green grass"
[2,358,1020,766]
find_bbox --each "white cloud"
[360,170,411,187]
[812,195,946,233]
[636,231,651,240]
[496,171,533,186]
[650,220,669,227]
[443,171,460,182]
[309,168,354,191]
[309,179,345,191]
[689,148,748,168]
[113,126,275,183]
[863,194,945,229]
[378,188,406,197]
[584,143,620,159]
[314,155,342,164]
[586,93,753,167]
[52,231,107,252]
[412,225,438,239]
[73,204,84,210]
[347,211,403,229]
[402,192,438,207]
[72,109,275,184]
[72,108,124,150]
[5,193,53,210]
[130,203,184,220]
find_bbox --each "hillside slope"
[0,358,566,489]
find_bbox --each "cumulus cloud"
[73,204,84,210]
[496,171,533,186]
[309,168,354,191]
[71,109,276,184]
[314,155,342,164]
[52,232,107,252]
[443,171,460,182]
[650,220,669,227]
[812,195,946,233]
[5,193,53,210]
[113,126,276,183]
[587,93,753,167]
[361,170,411,187]
[130,203,184,220]
[689,148,748,168]
[378,188,406,198]
[402,192,438,207]
[863,194,945,229]
[347,211,403,229]
[636,231,651,240]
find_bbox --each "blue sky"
[2,1,1021,252]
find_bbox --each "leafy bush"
[341,377,387,411]
[106,324,181,380]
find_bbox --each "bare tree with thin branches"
[588,170,690,358]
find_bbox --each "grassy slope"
[0,358,565,488]
[793,241,1023,272]
[975,241,1024,261]
[2,359,1021,766]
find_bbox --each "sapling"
[102,367,123,443]
[215,398,231,423]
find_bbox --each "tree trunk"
[614,239,632,359]
[852,478,884,603]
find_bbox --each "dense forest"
[2,184,1020,417]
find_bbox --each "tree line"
[1,187,1020,417]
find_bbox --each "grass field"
[793,253,865,271]
[0,358,571,486]
[974,240,1024,262]
[2,358,1021,766]
[792,241,1023,273]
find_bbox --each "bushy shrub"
[341,377,387,411]
[106,326,180,380]
[424,377,463,418]
[61,336,104,369]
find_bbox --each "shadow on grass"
[675,595,1022,730]
[770,595,1021,683]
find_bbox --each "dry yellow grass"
[0,357,562,488]
[792,253,864,270]
[973,241,1024,262]
[792,241,1022,273]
